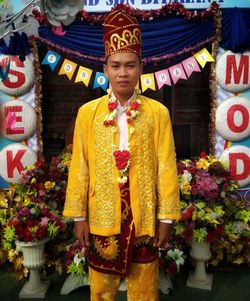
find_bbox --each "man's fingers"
[83,230,90,247]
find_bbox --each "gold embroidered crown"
[103,7,142,59]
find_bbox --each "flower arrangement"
[210,196,250,267]
[0,147,73,279]
[174,152,238,243]
[2,201,65,247]
[14,147,71,213]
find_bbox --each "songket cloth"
[86,184,158,276]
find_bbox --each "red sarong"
[86,184,158,276]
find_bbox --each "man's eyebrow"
[109,60,137,64]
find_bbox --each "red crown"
[103,7,142,59]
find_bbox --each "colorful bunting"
[41,47,214,91]
[58,59,77,80]
[155,69,171,89]
[182,56,201,77]
[194,48,215,68]
[75,66,93,87]
[141,73,156,92]
[41,50,61,71]
[93,72,109,91]
[168,63,187,84]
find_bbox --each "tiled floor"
[0,265,249,301]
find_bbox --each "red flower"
[108,101,118,111]
[113,150,130,170]
[103,119,114,126]
[130,102,140,110]
[166,263,178,278]
[180,206,195,221]
[119,183,125,189]
[199,151,207,159]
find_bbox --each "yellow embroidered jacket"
[63,94,180,237]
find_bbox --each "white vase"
[15,237,50,299]
[186,240,213,290]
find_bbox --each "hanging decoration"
[1,99,37,142]
[41,50,61,71]
[75,66,93,87]
[194,48,215,68]
[33,2,219,25]
[0,54,35,96]
[39,0,83,26]
[41,48,214,92]
[93,72,109,91]
[58,59,77,80]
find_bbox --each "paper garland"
[41,48,214,92]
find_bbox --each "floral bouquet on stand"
[174,152,238,244]
[173,152,238,290]
[0,146,73,280]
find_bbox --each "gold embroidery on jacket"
[89,114,116,228]
[133,112,156,229]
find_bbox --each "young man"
[63,6,180,301]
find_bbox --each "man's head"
[103,6,142,101]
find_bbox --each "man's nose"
[118,66,127,76]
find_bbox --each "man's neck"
[113,91,135,106]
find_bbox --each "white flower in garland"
[40,0,83,26]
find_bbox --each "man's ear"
[139,61,143,76]
[103,64,108,77]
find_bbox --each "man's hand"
[74,220,90,247]
[155,222,170,248]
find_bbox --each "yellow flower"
[28,225,39,234]
[196,158,210,170]
[31,177,37,184]
[181,182,192,195]
[44,181,56,191]
[0,192,8,208]
[8,249,16,262]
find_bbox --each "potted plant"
[1,147,72,298]
[2,197,66,298]
[174,152,238,290]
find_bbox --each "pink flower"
[40,217,50,227]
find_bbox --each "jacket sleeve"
[63,108,89,218]
[156,106,180,221]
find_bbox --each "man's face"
[104,52,142,100]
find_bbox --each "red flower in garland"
[108,101,118,111]
[130,101,140,110]
[113,150,130,171]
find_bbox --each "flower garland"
[103,90,141,188]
